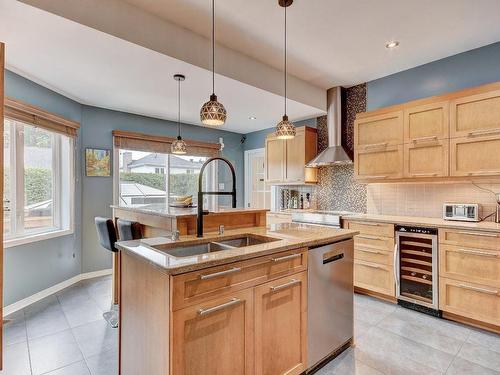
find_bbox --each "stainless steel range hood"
[306,87,352,167]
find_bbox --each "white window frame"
[113,147,217,208]
[4,120,75,248]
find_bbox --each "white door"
[244,149,271,209]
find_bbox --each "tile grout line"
[23,308,34,375]
[443,329,471,374]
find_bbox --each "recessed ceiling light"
[385,40,400,49]
[249,116,257,120]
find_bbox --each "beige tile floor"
[1,275,499,374]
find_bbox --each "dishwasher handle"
[323,253,344,264]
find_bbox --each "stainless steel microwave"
[443,203,481,222]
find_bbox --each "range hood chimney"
[306,87,352,167]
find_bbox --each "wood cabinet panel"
[285,129,306,183]
[450,89,500,138]
[404,101,449,142]
[450,135,500,176]
[171,249,307,310]
[404,140,449,178]
[355,111,403,148]
[172,288,254,375]
[265,136,285,183]
[347,221,395,238]
[439,228,500,251]
[354,248,393,265]
[439,244,500,288]
[354,234,394,252]
[354,145,404,180]
[354,260,395,297]
[254,272,307,375]
[439,277,499,328]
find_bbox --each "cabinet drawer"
[354,260,395,297]
[354,145,404,180]
[347,221,394,238]
[171,248,307,310]
[354,233,395,252]
[355,111,403,148]
[354,248,393,265]
[450,135,500,176]
[439,244,500,288]
[439,228,500,251]
[439,277,499,327]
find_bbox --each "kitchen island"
[116,223,358,375]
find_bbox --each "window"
[3,118,74,245]
[116,149,213,207]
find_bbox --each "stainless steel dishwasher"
[307,238,354,371]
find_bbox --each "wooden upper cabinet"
[354,145,403,180]
[265,135,285,183]
[354,111,403,149]
[450,89,500,138]
[450,134,500,176]
[404,101,449,142]
[254,272,307,375]
[404,140,449,178]
[172,288,254,375]
[265,126,317,185]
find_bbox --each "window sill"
[4,229,75,249]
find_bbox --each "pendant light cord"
[284,4,287,116]
[177,77,181,137]
[212,0,215,95]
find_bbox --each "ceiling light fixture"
[200,0,227,126]
[249,116,257,120]
[275,0,295,140]
[385,40,400,49]
[171,74,187,155]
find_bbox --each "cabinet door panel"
[355,111,403,148]
[254,272,307,375]
[354,260,395,297]
[265,136,285,183]
[404,140,449,178]
[172,289,254,375]
[451,90,500,138]
[285,129,305,183]
[404,101,449,142]
[354,145,403,180]
[450,135,500,176]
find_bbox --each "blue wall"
[367,41,500,110]
[5,70,246,304]
[4,71,83,306]
[243,118,317,151]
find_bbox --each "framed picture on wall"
[85,148,111,177]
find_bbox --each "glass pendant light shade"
[276,115,296,139]
[275,0,295,139]
[200,94,227,126]
[171,136,187,154]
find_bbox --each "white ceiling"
[0,0,323,134]
[123,0,500,88]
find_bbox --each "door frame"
[244,148,265,209]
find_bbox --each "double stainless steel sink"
[157,234,280,258]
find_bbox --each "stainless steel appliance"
[443,203,481,222]
[395,225,439,316]
[307,239,354,371]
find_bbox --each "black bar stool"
[117,219,143,241]
[95,217,119,328]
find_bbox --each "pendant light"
[200,0,227,126]
[275,0,296,140]
[171,74,187,155]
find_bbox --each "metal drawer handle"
[365,175,388,179]
[356,234,382,240]
[412,136,438,143]
[458,284,498,296]
[457,231,498,238]
[361,263,383,270]
[198,298,242,316]
[457,248,498,258]
[357,247,384,255]
[467,128,500,137]
[271,253,301,262]
[357,222,381,226]
[200,267,242,280]
[411,173,438,177]
[364,142,388,150]
[270,278,301,292]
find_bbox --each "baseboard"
[3,268,112,317]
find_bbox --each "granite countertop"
[116,223,358,274]
[344,213,500,233]
[111,203,268,218]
